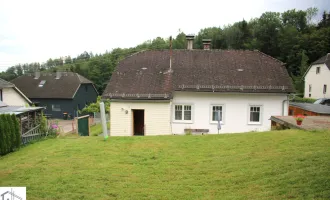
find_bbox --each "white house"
[0,78,31,106]
[304,53,330,99]
[103,36,294,136]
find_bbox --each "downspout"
[282,94,295,116]
[170,99,173,134]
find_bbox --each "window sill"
[210,121,225,125]
[172,121,193,124]
[248,122,262,125]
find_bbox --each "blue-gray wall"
[31,83,98,119]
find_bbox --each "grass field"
[90,122,110,136]
[0,130,330,199]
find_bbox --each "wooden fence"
[21,124,45,145]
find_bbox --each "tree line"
[1,8,329,95]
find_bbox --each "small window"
[184,105,191,120]
[174,104,192,121]
[38,80,46,87]
[249,106,261,124]
[211,105,223,122]
[175,105,182,120]
[85,85,88,92]
[309,84,312,92]
[324,85,327,94]
[52,104,61,111]
[0,89,2,101]
[309,94,311,97]
[316,67,320,74]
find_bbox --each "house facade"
[304,53,330,99]
[103,36,294,136]
[11,72,98,118]
[0,78,31,106]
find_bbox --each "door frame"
[132,109,145,136]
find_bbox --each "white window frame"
[248,105,263,125]
[209,104,225,124]
[52,104,61,112]
[173,104,193,123]
[309,84,312,93]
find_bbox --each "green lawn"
[90,122,110,136]
[0,130,330,199]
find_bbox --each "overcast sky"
[0,0,329,71]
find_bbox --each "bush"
[40,112,47,134]
[80,96,110,114]
[0,114,21,156]
[292,96,316,103]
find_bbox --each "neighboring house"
[289,102,330,116]
[0,78,31,106]
[102,36,294,136]
[304,53,330,98]
[11,72,98,118]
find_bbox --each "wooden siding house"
[11,72,98,119]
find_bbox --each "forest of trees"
[1,8,329,95]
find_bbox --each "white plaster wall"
[304,64,330,98]
[110,101,171,136]
[171,92,288,134]
[2,87,29,106]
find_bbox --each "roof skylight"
[38,80,46,87]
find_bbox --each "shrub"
[292,96,316,103]
[0,114,21,155]
[12,115,21,147]
[40,112,47,134]
[80,96,110,114]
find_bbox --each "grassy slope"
[0,130,330,200]
[90,122,110,136]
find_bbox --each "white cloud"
[0,0,328,71]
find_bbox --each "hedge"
[292,96,316,103]
[0,114,20,155]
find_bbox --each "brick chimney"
[186,34,195,50]
[202,39,211,50]
[56,71,62,79]
[34,71,40,79]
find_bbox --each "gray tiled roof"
[290,102,330,114]
[11,72,94,99]
[103,49,295,100]
[0,78,14,88]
